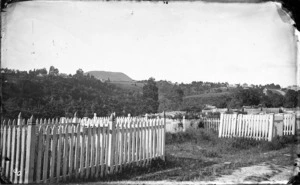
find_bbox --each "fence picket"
[19,122,26,183]
[95,125,100,178]
[74,125,80,179]
[79,126,85,179]
[14,124,21,184]
[62,125,69,181]
[43,127,51,183]
[9,123,16,182]
[50,126,58,183]
[100,126,105,178]
[56,126,62,183]
[69,125,75,179]
[5,122,12,179]
[104,126,109,176]
[85,125,91,179]
[119,121,124,171]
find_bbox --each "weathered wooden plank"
[50,126,58,183]
[74,125,81,179]
[68,125,75,179]
[110,115,116,174]
[131,119,135,166]
[127,119,132,165]
[90,125,96,178]
[13,124,21,184]
[268,114,274,141]
[119,120,124,171]
[5,122,12,179]
[104,126,109,176]
[218,114,224,138]
[62,125,69,181]
[56,126,63,183]
[124,120,128,167]
[138,120,142,166]
[43,126,51,183]
[144,120,147,166]
[85,125,91,179]
[9,123,16,182]
[0,120,5,172]
[157,120,160,159]
[100,126,105,178]
[19,123,26,183]
[149,119,152,163]
[79,126,85,179]
[114,122,119,173]
[95,125,100,178]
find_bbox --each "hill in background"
[86,71,133,82]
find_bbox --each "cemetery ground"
[78,128,298,184]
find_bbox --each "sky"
[1,0,298,87]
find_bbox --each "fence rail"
[0,114,166,184]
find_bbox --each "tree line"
[1,67,299,119]
[1,67,159,119]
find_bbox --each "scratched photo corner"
[0,0,300,184]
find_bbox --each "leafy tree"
[49,66,59,76]
[75,68,84,77]
[142,78,159,113]
[35,68,48,75]
[284,90,298,108]
[228,88,262,108]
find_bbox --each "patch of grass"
[168,128,295,154]
[201,149,220,158]
[162,128,296,181]
[66,158,173,183]
[261,135,294,151]
[166,131,194,145]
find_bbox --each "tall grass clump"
[166,127,295,154]
[165,128,218,145]
[261,135,294,151]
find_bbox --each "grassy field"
[108,81,144,91]
[71,128,297,183]
[183,91,232,99]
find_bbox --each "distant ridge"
[86,71,133,82]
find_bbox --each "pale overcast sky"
[1,1,298,87]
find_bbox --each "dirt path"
[212,162,294,184]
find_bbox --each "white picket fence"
[203,118,219,132]
[0,114,166,184]
[283,114,296,135]
[218,113,297,141]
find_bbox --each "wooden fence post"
[162,111,166,161]
[108,113,116,174]
[24,115,36,184]
[292,113,296,135]
[233,113,238,137]
[268,114,274,142]
[218,113,224,138]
